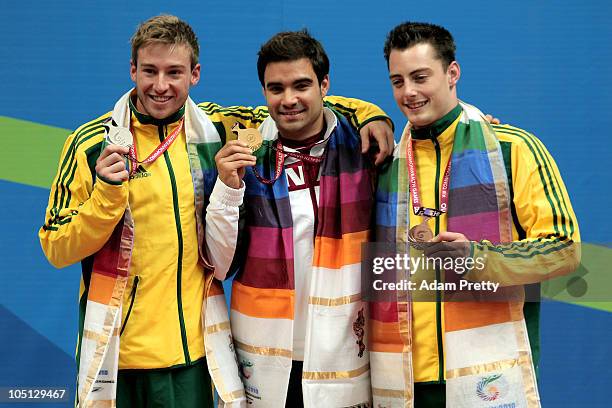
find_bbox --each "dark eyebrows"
[294,78,313,86]
[389,67,433,79]
[389,68,430,78]
[265,81,282,90]
[266,77,314,90]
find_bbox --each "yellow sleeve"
[39,120,129,268]
[324,96,393,131]
[467,127,580,286]
[197,102,269,141]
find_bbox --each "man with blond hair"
[40,15,393,407]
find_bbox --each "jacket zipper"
[159,124,191,365]
[432,135,445,382]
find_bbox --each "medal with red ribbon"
[251,139,323,185]
[128,117,184,175]
[405,134,451,246]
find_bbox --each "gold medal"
[107,126,133,148]
[232,123,263,152]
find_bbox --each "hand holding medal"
[226,122,325,186]
[232,123,263,153]
[423,231,471,267]
[96,119,133,183]
[106,125,134,148]
[214,123,259,189]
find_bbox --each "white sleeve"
[205,177,245,280]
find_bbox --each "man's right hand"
[95,144,130,183]
[215,140,256,189]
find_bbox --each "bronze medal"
[408,219,433,248]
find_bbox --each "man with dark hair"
[383,22,456,70]
[370,22,580,407]
[39,15,393,408]
[256,29,330,86]
[207,30,384,407]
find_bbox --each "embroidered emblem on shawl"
[353,308,366,358]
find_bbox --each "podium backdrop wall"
[1,1,610,406]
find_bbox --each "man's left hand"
[359,120,394,165]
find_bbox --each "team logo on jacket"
[476,373,508,401]
[130,164,151,179]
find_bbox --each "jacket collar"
[411,104,462,140]
[128,95,185,126]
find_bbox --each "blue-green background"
[1,0,611,406]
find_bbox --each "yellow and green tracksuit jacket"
[406,106,580,384]
[38,94,390,370]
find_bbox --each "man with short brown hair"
[371,21,580,407]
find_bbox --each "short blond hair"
[131,15,199,69]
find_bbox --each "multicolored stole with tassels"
[372,101,540,407]
[76,90,245,407]
[230,108,374,407]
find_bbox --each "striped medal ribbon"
[128,117,184,175]
[252,139,323,185]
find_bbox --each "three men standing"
[39,14,579,408]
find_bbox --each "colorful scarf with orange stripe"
[371,102,540,407]
[230,108,374,407]
[76,91,245,407]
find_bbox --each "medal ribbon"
[128,118,184,175]
[406,134,451,217]
[252,139,323,185]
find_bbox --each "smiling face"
[262,58,329,141]
[388,42,460,128]
[130,42,200,119]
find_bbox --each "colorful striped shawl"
[230,108,374,406]
[371,101,540,407]
[77,90,244,407]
